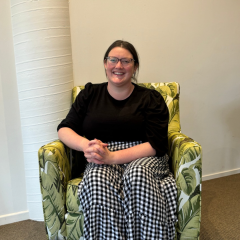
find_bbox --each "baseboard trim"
[0,210,29,226]
[203,168,240,181]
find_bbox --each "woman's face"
[104,47,138,87]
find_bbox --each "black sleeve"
[57,82,93,135]
[144,90,169,157]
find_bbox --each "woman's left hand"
[84,139,115,165]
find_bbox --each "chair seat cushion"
[66,178,83,213]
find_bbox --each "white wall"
[0,0,28,225]
[69,0,240,180]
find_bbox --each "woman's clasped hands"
[84,139,115,165]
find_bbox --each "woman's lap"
[78,154,177,239]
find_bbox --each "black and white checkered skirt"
[78,141,177,240]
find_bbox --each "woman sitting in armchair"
[57,40,177,240]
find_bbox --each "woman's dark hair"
[103,40,140,82]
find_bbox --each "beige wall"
[0,0,28,224]
[69,0,240,179]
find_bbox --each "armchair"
[38,82,202,240]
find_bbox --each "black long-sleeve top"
[57,82,169,157]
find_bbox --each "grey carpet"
[0,173,239,240]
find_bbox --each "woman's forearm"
[58,127,89,152]
[111,142,156,165]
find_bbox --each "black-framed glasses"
[106,56,135,66]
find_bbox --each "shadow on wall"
[201,95,240,177]
[220,95,240,171]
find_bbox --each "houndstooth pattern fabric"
[78,142,177,240]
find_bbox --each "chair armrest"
[168,132,202,240]
[38,140,71,240]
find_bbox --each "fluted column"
[10,0,73,220]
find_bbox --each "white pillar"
[10,0,73,220]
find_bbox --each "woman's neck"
[107,82,135,100]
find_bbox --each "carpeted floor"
[0,219,46,240]
[0,173,239,240]
[200,173,240,240]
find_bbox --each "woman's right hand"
[84,139,112,165]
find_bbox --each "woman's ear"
[104,59,107,69]
[134,64,138,73]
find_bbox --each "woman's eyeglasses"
[106,57,135,66]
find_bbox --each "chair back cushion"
[72,82,180,133]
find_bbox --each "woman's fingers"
[88,139,99,145]
[88,139,108,148]
[86,142,108,156]
[84,139,110,165]
[88,139,102,146]
[85,146,105,156]
[85,151,105,165]
[85,151,101,159]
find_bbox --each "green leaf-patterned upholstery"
[38,140,71,240]
[38,82,202,240]
[66,178,84,240]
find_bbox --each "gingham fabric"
[78,142,177,240]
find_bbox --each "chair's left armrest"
[168,132,202,240]
[38,140,71,240]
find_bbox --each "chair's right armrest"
[168,132,202,240]
[38,140,71,240]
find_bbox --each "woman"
[57,40,177,239]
